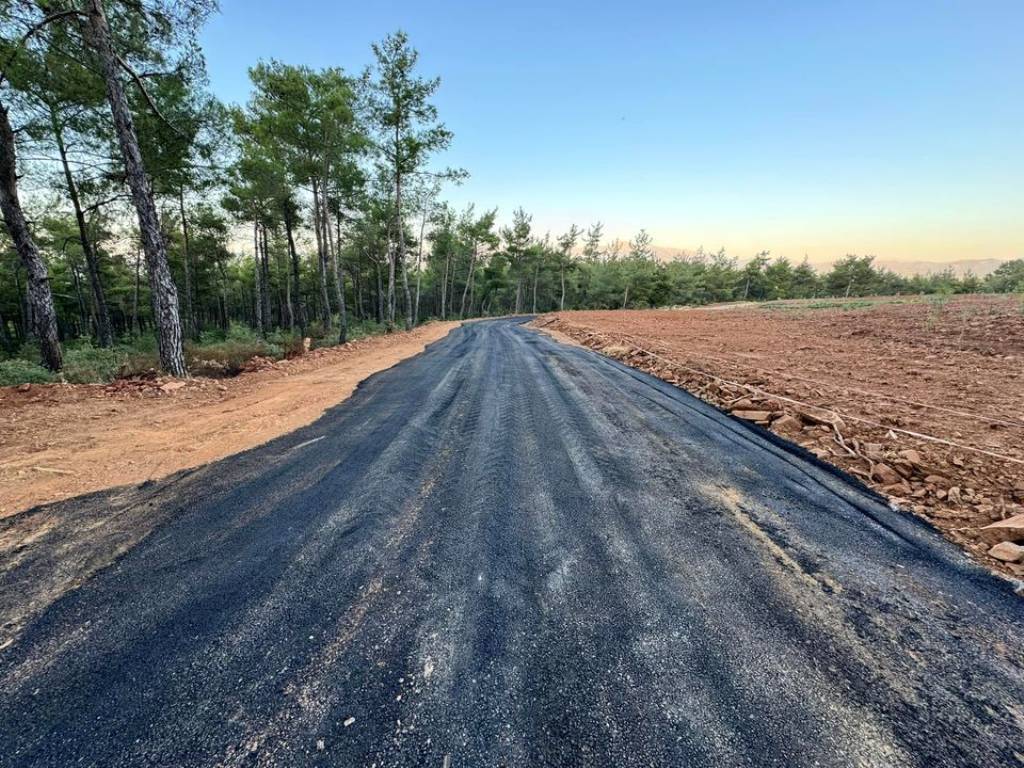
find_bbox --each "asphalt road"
[1,318,1022,767]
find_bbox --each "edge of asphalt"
[0,324,473,648]
[1,323,466,525]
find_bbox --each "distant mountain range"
[645,246,1007,278]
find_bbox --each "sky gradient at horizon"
[199,1,1023,263]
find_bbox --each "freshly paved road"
[1,318,1022,767]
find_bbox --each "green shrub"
[61,343,124,384]
[347,320,386,340]
[119,350,161,378]
[11,341,43,363]
[198,327,228,345]
[0,359,56,386]
[186,338,283,376]
[225,322,261,343]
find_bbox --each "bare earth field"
[0,321,459,518]
[538,295,1024,580]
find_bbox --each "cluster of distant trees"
[1,2,1021,378]
[415,220,1024,316]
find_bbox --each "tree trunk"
[178,188,200,340]
[283,204,306,333]
[449,253,458,318]
[52,110,113,347]
[252,221,265,336]
[0,308,13,354]
[375,259,384,324]
[514,276,523,315]
[324,199,347,344]
[532,263,539,313]
[13,265,26,341]
[280,246,293,332]
[0,101,62,370]
[354,253,365,320]
[311,178,332,329]
[440,247,450,320]
[85,0,185,375]
[259,222,272,330]
[132,248,142,336]
[71,263,89,335]
[414,207,427,324]
[459,244,475,319]
[395,169,413,331]
[216,260,229,332]
[559,262,566,311]
[386,236,396,331]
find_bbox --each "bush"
[186,338,283,376]
[61,343,124,384]
[0,359,56,386]
[347,319,386,341]
[266,328,303,355]
[119,350,161,378]
[225,322,262,343]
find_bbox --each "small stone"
[979,513,1024,543]
[797,408,845,431]
[731,409,772,423]
[773,414,803,433]
[863,443,886,461]
[343,717,355,727]
[871,463,902,486]
[316,740,325,751]
[898,449,925,466]
[893,462,914,479]
[988,541,1024,563]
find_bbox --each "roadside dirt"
[536,296,1024,579]
[0,322,460,517]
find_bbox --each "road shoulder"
[0,322,460,518]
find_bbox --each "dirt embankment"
[0,322,460,517]
[536,296,1024,578]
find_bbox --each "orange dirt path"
[0,322,460,517]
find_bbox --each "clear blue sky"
[200,0,1023,263]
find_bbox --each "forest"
[1,1,1022,385]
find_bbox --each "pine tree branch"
[0,9,87,88]
[114,52,184,137]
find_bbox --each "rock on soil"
[987,541,1024,563]
[979,514,1024,544]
